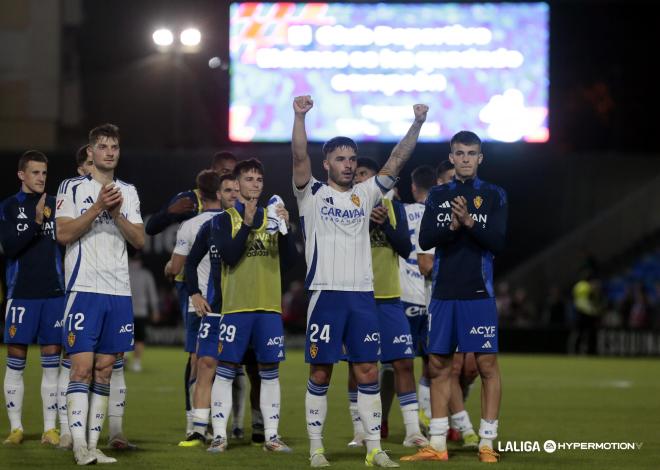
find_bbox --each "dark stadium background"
[1,0,659,354]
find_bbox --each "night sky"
[74,0,660,153]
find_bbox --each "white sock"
[259,368,280,441]
[186,410,194,435]
[40,354,60,432]
[4,356,26,431]
[451,410,475,436]
[108,359,126,438]
[429,417,449,451]
[87,383,109,450]
[211,366,235,438]
[379,364,395,422]
[193,408,211,436]
[418,376,431,421]
[58,359,71,434]
[66,381,89,450]
[398,391,422,436]
[357,382,382,453]
[307,379,329,455]
[231,368,247,432]
[479,418,498,448]
[348,389,362,435]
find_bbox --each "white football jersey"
[173,210,221,312]
[294,175,383,291]
[55,175,143,296]
[399,202,427,306]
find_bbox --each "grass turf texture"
[0,347,658,469]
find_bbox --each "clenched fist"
[413,104,429,123]
[293,95,314,115]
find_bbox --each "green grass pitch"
[0,347,658,469]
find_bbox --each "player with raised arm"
[403,131,507,463]
[292,95,428,468]
[1,151,64,446]
[206,159,296,454]
[349,158,428,449]
[55,123,145,465]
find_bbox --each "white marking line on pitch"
[598,380,632,388]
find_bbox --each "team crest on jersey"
[68,331,76,347]
[309,343,318,359]
[474,196,483,209]
[351,194,361,207]
[9,325,17,338]
[217,342,223,355]
[43,206,52,219]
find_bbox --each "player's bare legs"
[471,353,501,462]
[447,353,478,447]
[476,354,500,420]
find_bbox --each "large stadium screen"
[229,2,549,143]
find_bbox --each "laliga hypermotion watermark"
[498,440,644,453]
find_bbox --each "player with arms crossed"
[292,95,428,467]
[1,151,64,446]
[403,131,507,463]
[55,124,145,465]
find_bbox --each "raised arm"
[380,104,429,178]
[292,95,314,188]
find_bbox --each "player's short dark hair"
[436,160,454,179]
[219,174,237,186]
[75,145,89,166]
[211,151,237,167]
[89,123,120,146]
[356,157,380,174]
[411,165,436,192]
[196,169,222,201]
[233,158,264,177]
[18,150,48,171]
[322,136,358,158]
[450,130,481,149]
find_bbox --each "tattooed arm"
[379,104,429,178]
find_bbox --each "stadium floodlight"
[152,28,174,47]
[180,28,201,47]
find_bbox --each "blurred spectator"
[571,275,605,354]
[624,282,653,329]
[128,252,159,372]
[282,280,307,334]
[541,286,568,327]
[496,281,513,325]
[157,285,181,326]
[510,287,535,327]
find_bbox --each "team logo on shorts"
[43,206,52,219]
[67,331,76,347]
[473,196,483,209]
[309,343,318,359]
[217,342,223,355]
[351,194,361,207]
[8,325,17,338]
